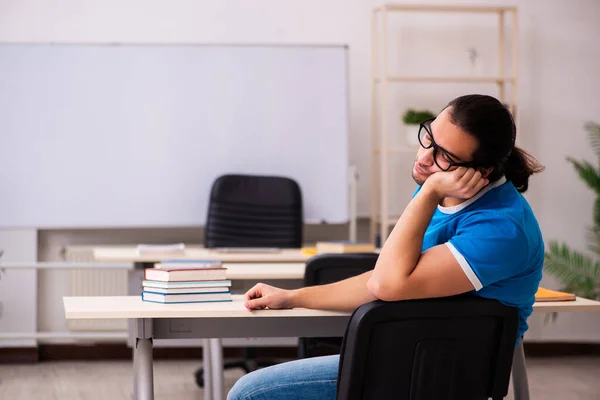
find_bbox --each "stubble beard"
[411,162,427,186]
[412,171,424,186]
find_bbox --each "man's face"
[411,107,480,186]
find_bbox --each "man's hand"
[243,283,295,311]
[424,167,489,200]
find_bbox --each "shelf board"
[374,4,517,14]
[384,216,400,226]
[374,76,515,84]
[373,214,401,225]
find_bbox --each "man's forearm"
[368,185,440,298]
[289,186,439,311]
[290,270,376,312]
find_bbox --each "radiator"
[64,247,128,331]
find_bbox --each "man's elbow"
[367,276,405,301]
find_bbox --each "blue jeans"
[227,355,339,400]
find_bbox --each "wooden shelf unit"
[374,76,516,84]
[369,3,519,244]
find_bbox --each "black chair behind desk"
[195,173,303,388]
[204,173,303,248]
[336,295,520,400]
[299,253,379,359]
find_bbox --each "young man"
[227,94,545,400]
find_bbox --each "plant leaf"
[595,198,600,230]
[585,122,600,157]
[546,121,600,301]
[566,158,600,195]
[585,227,600,257]
[544,241,600,300]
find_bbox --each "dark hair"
[446,94,544,193]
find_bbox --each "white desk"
[92,246,308,295]
[63,295,347,320]
[63,294,600,400]
[64,295,347,400]
[92,246,310,263]
[90,246,309,373]
[224,263,304,280]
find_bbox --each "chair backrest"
[304,253,379,287]
[204,174,303,248]
[299,253,379,358]
[337,295,519,400]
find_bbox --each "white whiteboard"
[0,44,349,228]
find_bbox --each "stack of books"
[141,259,232,304]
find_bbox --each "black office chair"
[336,295,519,400]
[195,173,303,387]
[204,173,303,248]
[298,253,378,359]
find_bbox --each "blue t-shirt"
[416,177,544,341]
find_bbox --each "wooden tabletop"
[63,295,347,319]
[531,297,600,312]
[64,295,600,320]
[92,246,310,263]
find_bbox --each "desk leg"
[134,318,154,400]
[132,339,138,400]
[130,266,148,400]
[204,339,213,400]
[210,338,224,400]
[512,341,530,400]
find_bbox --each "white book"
[143,286,230,295]
[142,291,232,304]
[142,279,232,289]
[144,266,226,282]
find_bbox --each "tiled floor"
[0,357,599,399]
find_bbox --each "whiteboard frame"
[0,42,352,228]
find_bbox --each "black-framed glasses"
[417,118,476,171]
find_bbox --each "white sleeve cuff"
[445,242,483,291]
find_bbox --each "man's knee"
[227,355,340,400]
[227,370,261,400]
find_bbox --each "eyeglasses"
[417,118,476,171]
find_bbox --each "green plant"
[401,109,436,125]
[544,121,600,300]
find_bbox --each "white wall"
[1,0,600,342]
[0,229,37,347]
